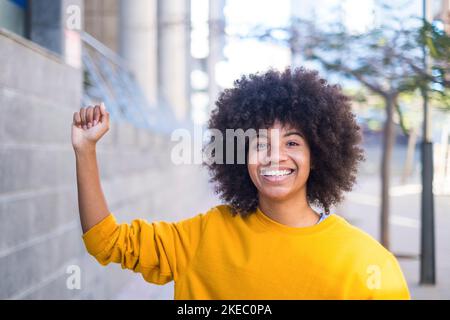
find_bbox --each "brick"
[0,190,77,252]
[0,227,83,299]
[0,148,75,194]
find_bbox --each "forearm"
[75,146,110,233]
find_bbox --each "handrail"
[80,31,178,133]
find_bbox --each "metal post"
[420,0,436,285]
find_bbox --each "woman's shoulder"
[330,214,409,298]
[330,214,396,261]
[198,204,236,218]
[176,204,235,226]
[201,204,237,223]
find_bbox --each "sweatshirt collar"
[254,206,338,235]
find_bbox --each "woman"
[72,68,410,299]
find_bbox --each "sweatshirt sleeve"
[368,253,411,300]
[82,212,206,285]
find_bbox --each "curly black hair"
[204,67,365,216]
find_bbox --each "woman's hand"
[72,103,110,152]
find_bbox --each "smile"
[259,168,295,182]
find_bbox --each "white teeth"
[260,169,293,176]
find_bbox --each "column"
[158,0,191,122]
[119,0,158,105]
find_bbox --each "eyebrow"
[284,131,304,138]
[256,131,304,139]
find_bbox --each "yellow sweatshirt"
[82,204,410,299]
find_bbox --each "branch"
[312,54,387,96]
[400,54,450,87]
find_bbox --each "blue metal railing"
[81,31,177,134]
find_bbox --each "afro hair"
[204,67,365,215]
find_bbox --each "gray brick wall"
[0,29,219,299]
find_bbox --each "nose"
[261,143,288,165]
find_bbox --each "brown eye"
[287,141,300,147]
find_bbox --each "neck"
[258,193,320,228]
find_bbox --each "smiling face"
[247,120,312,202]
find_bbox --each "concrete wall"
[0,28,218,299]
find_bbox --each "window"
[0,0,27,36]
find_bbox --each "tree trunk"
[380,95,396,249]
[401,127,418,184]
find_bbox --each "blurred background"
[0,0,449,299]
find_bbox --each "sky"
[218,0,292,88]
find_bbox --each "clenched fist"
[72,103,110,152]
